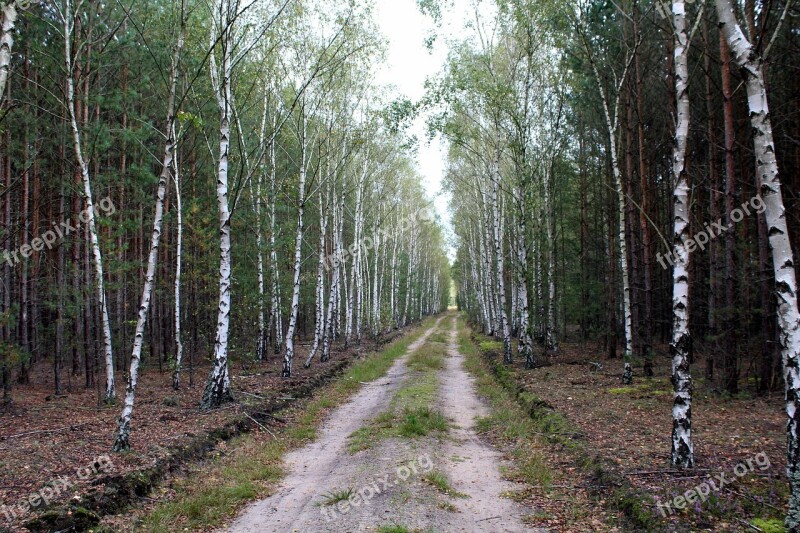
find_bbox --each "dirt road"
[226,314,542,532]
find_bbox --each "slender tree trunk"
[172,130,184,390]
[305,186,328,368]
[587,50,635,364]
[63,0,115,403]
[670,0,694,469]
[268,117,283,355]
[0,3,17,101]
[201,11,235,409]
[719,32,739,395]
[321,181,339,362]
[716,1,800,526]
[114,3,186,448]
[282,113,308,378]
[516,198,534,367]
[491,157,512,363]
[544,165,558,353]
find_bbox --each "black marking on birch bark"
[770,226,786,237]
[622,363,633,385]
[776,281,795,298]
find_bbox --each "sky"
[372,0,475,262]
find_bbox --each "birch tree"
[201,0,238,408]
[490,155,512,363]
[61,0,116,404]
[113,0,186,451]
[715,0,800,524]
[574,9,638,371]
[669,0,697,469]
[172,129,184,390]
[281,106,309,378]
[0,2,17,101]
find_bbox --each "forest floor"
[6,314,785,532]
[110,311,616,532]
[470,329,789,532]
[0,328,405,532]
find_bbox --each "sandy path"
[226,314,545,533]
[434,316,540,532]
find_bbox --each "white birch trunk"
[346,164,366,345]
[321,179,340,362]
[390,219,400,329]
[321,203,337,362]
[609,118,633,360]
[355,168,365,343]
[305,186,328,368]
[268,119,284,355]
[63,0,115,404]
[479,197,495,335]
[114,2,185,448]
[545,167,558,353]
[282,113,308,377]
[172,136,184,390]
[716,0,800,524]
[201,11,235,408]
[332,183,344,339]
[670,0,694,468]
[253,92,269,362]
[371,207,382,336]
[534,232,545,343]
[588,54,635,361]
[401,230,415,326]
[491,160,512,363]
[0,3,17,102]
[515,199,534,367]
[470,224,491,332]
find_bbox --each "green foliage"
[319,488,354,507]
[376,525,411,533]
[398,406,448,437]
[423,470,468,498]
[751,518,786,533]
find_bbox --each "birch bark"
[201,4,235,408]
[716,0,800,524]
[0,3,17,102]
[114,0,186,448]
[670,0,694,469]
[282,112,308,377]
[172,135,184,390]
[491,158,512,363]
[268,116,284,355]
[63,0,115,404]
[305,185,328,368]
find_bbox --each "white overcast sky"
[372,0,485,261]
